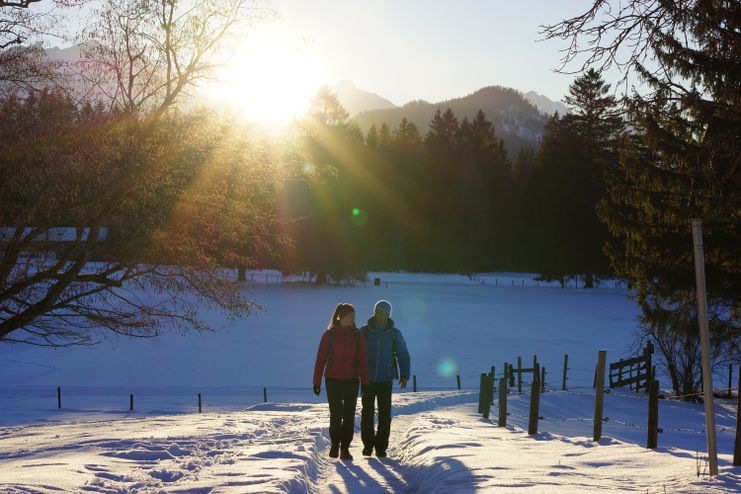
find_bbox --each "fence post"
[263,387,267,403]
[413,375,417,392]
[57,386,61,409]
[647,379,659,449]
[517,356,523,394]
[562,354,569,391]
[490,366,496,404]
[645,342,654,392]
[483,376,492,420]
[734,366,740,466]
[541,366,546,392]
[130,394,134,412]
[508,363,515,387]
[528,363,541,435]
[479,373,487,414]
[594,350,607,441]
[729,363,733,397]
[498,377,507,427]
[198,392,202,413]
[457,375,461,390]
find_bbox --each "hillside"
[331,79,397,116]
[352,86,550,153]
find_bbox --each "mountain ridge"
[347,84,557,153]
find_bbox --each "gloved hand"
[399,376,408,389]
[313,385,321,396]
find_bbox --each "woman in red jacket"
[313,303,369,460]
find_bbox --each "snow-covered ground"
[1,272,738,492]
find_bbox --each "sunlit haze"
[201,25,326,126]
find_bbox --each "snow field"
[1,389,738,493]
[1,272,739,492]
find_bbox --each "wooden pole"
[541,366,546,392]
[729,364,733,397]
[733,366,740,466]
[483,376,492,420]
[489,365,497,403]
[457,375,462,390]
[562,354,569,391]
[647,379,659,449]
[528,363,541,435]
[691,219,719,476]
[517,356,523,394]
[263,387,267,403]
[130,394,134,412]
[198,393,202,413]
[508,363,515,387]
[57,386,61,409]
[479,373,487,414]
[594,350,606,442]
[413,375,417,392]
[498,377,507,427]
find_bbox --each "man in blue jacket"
[360,299,411,457]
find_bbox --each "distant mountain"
[352,86,550,153]
[332,79,397,117]
[44,44,86,62]
[523,91,568,116]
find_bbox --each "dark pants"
[325,378,359,448]
[361,381,393,452]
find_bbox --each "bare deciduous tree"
[1,0,288,347]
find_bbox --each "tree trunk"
[584,272,595,288]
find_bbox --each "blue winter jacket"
[361,317,411,383]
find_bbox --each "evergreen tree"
[366,124,379,149]
[424,108,460,269]
[456,110,511,270]
[297,87,366,283]
[594,2,740,395]
[531,70,622,287]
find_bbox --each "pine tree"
[594,1,740,395]
[532,70,622,287]
[298,87,366,283]
[545,0,740,395]
[423,108,460,269]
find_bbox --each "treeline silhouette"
[274,73,618,286]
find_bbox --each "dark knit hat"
[334,303,356,320]
[373,300,392,316]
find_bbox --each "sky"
[46,0,609,124]
[268,0,596,105]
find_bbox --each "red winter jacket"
[313,324,369,386]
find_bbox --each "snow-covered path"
[2,389,738,493]
[313,413,414,493]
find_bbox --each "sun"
[203,26,326,126]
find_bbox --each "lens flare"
[351,208,368,226]
[437,358,458,378]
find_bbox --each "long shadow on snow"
[329,456,478,494]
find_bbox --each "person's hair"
[328,303,355,329]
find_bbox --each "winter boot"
[362,446,373,456]
[329,444,339,458]
[340,447,353,460]
[375,449,387,458]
